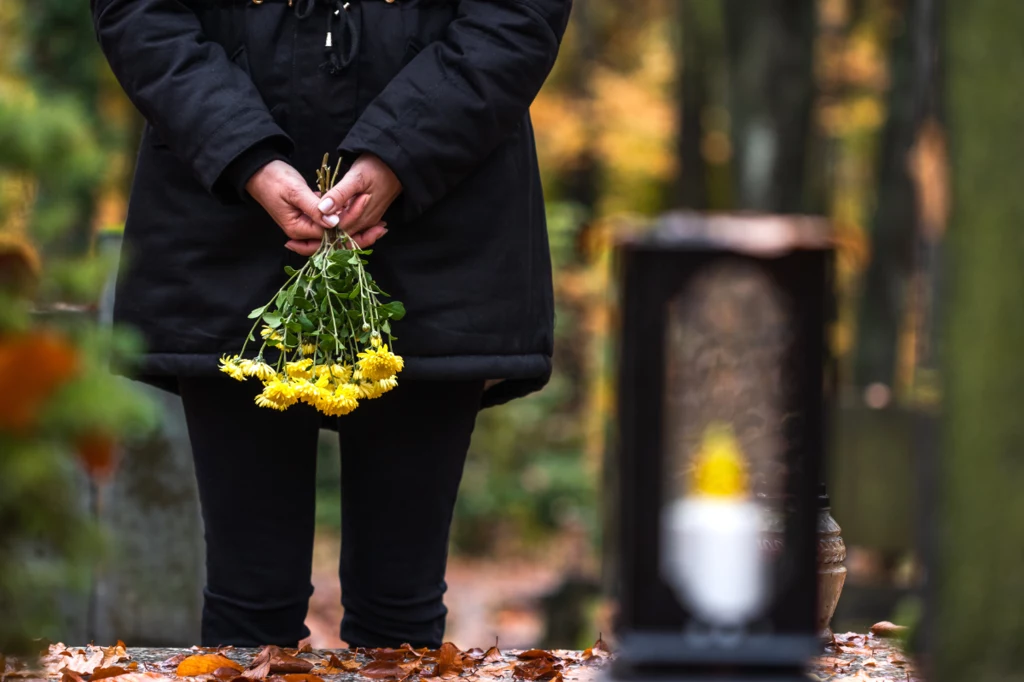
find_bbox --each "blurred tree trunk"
[854,4,918,389]
[674,0,709,210]
[935,0,1024,679]
[722,0,818,213]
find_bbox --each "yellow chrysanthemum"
[313,363,350,382]
[315,383,361,417]
[260,326,283,341]
[325,383,362,416]
[239,359,277,381]
[261,378,298,408]
[356,344,404,381]
[293,379,322,406]
[331,364,353,383]
[218,355,245,381]
[254,393,288,411]
[300,342,317,356]
[285,358,314,380]
[359,376,398,400]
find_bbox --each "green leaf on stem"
[379,301,406,321]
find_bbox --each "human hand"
[315,153,402,242]
[246,160,387,256]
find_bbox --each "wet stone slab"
[5,636,918,682]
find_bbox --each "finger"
[285,239,321,257]
[287,183,339,228]
[337,194,372,235]
[284,214,325,242]
[317,168,370,218]
[350,224,389,249]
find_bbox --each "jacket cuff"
[218,138,291,203]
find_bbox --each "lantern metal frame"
[609,212,834,680]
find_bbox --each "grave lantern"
[610,212,834,680]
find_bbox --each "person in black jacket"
[91,0,571,648]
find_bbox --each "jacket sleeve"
[91,0,292,199]
[339,0,572,220]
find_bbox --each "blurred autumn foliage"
[0,0,155,655]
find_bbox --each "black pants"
[178,376,484,648]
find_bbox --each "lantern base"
[608,632,819,680]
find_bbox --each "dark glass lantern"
[610,212,834,680]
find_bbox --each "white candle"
[661,423,767,627]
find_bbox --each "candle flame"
[689,422,749,498]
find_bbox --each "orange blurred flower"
[75,430,118,481]
[0,332,80,432]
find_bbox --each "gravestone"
[88,232,204,645]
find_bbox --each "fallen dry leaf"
[870,621,908,639]
[398,645,425,660]
[280,675,325,682]
[160,654,189,670]
[91,666,130,681]
[212,667,243,679]
[270,658,313,674]
[43,644,131,678]
[433,642,464,679]
[862,658,877,667]
[244,646,314,678]
[513,659,562,681]
[517,651,559,663]
[481,644,502,664]
[176,654,243,677]
[313,653,361,675]
[359,660,407,680]
[61,669,87,682]
[103,676,165,682]
[581,636,610,664]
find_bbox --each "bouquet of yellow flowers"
[219,155,405,416]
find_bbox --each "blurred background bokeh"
[1,0,945,653]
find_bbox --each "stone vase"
[816,487,847,640]
[759,485,846,641]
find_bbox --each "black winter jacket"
[91,0,570,407]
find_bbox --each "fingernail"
[324,214,340,227]
[380,222,388,228]
[382,228,389,235]
[318,197,335,213]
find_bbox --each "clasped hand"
[246,153,402,257]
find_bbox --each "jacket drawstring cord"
[322,0,361,75]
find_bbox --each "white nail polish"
[324,214,340,227]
